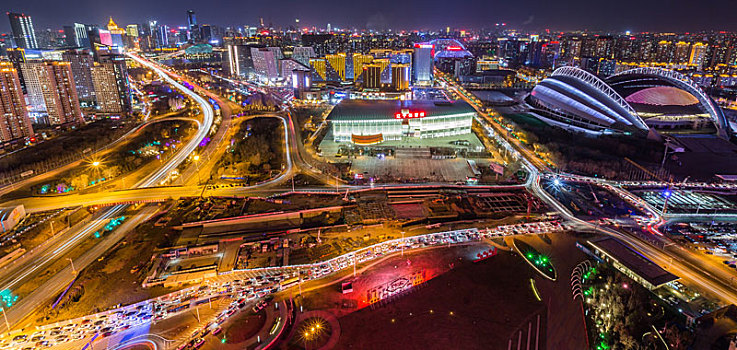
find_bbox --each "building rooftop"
[327,99,476,122]
[589,237,679,287]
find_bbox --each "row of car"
[3,224,558,349]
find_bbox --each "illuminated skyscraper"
[352,53,373,81]
[251,47,280,81]
[106,17,125,48]
[91,62,123,114]
[326,53,346,81]
[7,12,38,49]
[98,52,131,114]
[674,41,690,64]
[413,43,434,84]
[0,62,33,141]
[22,61,82,125]
[391,64,410,91]
[63,23,89,47]
[62,49,95,106]
[187,10,199,42]
[292,46,315,66]
[689,42,707,68]
[363,64,382,89]
[6,48,26,92]
[224,43,254,77]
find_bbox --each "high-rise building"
[22,61,82,125]
[292,69,311,98]
[391,64,409,91]
[156,24,169,48]
[91,62,123,114]
[689,42,708,68]
[7,12,38,49]
[251,47,280,81]
[186,10,199,43]
[352,53,373,81]
[363,64,382,89]
[224,43,255,77]
[6,48,27,92]
[62,49,95,106]
[413,43,434,85]
[292,46,316,66]
[125,24,139,38]
[310,58,327,80]
[0,62,33,141]
[674,41,690,64]
[106,17,125,48]
[326,53,346,81]
[279,58,310,84]
[98,52,131,114]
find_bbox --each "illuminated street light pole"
[193,155,202,185]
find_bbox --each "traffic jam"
[0,220,566,350]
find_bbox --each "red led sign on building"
[395,110,426,119]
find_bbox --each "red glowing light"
[446,46,463,51]
[395,110,426,119]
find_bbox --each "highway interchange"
[0,52,736,349]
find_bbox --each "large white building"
[328,99,475,144]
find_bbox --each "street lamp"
[193,155,202,185]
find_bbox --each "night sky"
[2,0,737,33]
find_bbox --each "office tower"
[7,12,38,49]
[63,24,90,47]
[91,63,123,114]
[125,25,139,49]
[0,62,33,141]
[363,64,382,89]
[22,61,83,125]
[200,24,212,43]
[156,24,169,48]
[62,49,95,106]
[280,58,309,83]
[106,17,125,48]
[126,25,139,38]
[413,43,434,84]
[292,69,311,98]
[391,64,409,91]
[187,10,199,43]
[292,46,315,66]
[326,53,346,80]
[251,47,279,81]
[224,43,255,77]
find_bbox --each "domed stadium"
[606,67,730,137]
[526,66,649,136]
[526,66,731,138]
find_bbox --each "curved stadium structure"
[526,66,650,136]
[527,66,732,138]
[606,67,730,138]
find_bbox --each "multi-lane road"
[0,52,215,333]
[2,50,737,349]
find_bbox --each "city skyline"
[2,0,737,33]
[2,2,737,349]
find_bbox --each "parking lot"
[350,157,476,182]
